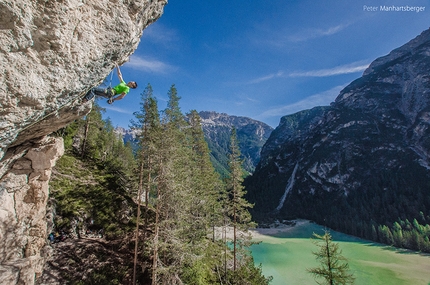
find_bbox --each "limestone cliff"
[0,0,166,284]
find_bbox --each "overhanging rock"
[0,1,167,284]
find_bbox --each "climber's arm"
[112,92,127,102]
[116,66,124,82]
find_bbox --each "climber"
[82,65,138,104]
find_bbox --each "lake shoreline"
[250,219,309,239]
[214,219,311,241]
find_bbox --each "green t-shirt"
[113,81,130,95]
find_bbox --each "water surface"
[251,221,430,285]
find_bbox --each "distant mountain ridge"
[115,127,139,143]
[245,28,430,240]
[198,111,273,176]
[115,111,273,176]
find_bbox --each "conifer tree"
[80,103,106,159]
[130,85,270,284]
[227,127,255,272]
[186,110,224,241]
[130,83,161,285]
[307,230,355,285]
[153,84,192,284]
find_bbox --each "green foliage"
[307,230,355,285]
[227,128,255,229]
[130,85,269,284]
[381,218,430,252]
[52,85,270,284]
[227,260,273,285]
[51,153,135,238]
[51,103,137,238]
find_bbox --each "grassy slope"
[42,153,149,284]
[50,153,135,237]
[251,221,430,285]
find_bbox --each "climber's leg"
[92,87,110,98]
[82,87,115,103]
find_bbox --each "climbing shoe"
[82,89,95,103]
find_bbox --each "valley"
[1,1,430,284]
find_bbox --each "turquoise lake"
[251,221,430,285]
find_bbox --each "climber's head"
[127,81,137,89]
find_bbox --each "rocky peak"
[199,111,273,141]
[198,111,273,175]
[0,1,166,284]
[246,28,430,234]
[336,28,430,124]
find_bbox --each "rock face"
[0,137,64,285]
[246,29,430,231]
[0,0,166,284]
[0,0,166,157]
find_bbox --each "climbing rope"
[109,69,114,87]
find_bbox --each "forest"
[49,84,272,284]
[48,84,430,284]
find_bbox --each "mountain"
[198,111,273,176]
[118,111,273,177]
[115,127,139,143]
[245,29,430,240]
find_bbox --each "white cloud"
[258,85,345,119]
[247,71,285,84]
[255,22,351,48]
[246,97,259,103]
[125,55,176,74]
[248,61,369,84]
[289,61,369,77]
[142,23,179,46]
[288,23,349,42]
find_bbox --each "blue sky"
[99,0,429,128]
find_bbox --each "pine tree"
[307,230,355,285]
[130,84,162,285]
[178,110,226,283]
[130,85,270,284]
[226,127,255,272]
[80,103,106,159]
[186,110,224,241]
[153,84,193,284]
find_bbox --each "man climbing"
[83,65,137,104]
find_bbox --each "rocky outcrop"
[246,29,430,229]
[0,0,166,283]
[0,0,166,157]
[0,137,64,285]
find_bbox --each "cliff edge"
[0,1,166,284]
